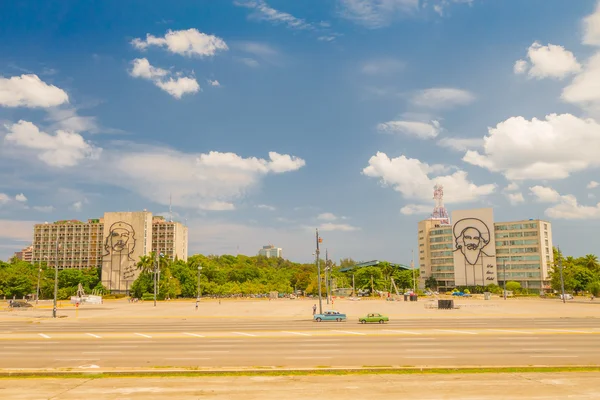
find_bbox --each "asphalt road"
[0,317,598,370]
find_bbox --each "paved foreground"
[0,317,598,369]
[2,373,600,399]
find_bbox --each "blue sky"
[1,0,600,264]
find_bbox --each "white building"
[258,245,282,258]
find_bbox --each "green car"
[359,313,389,324]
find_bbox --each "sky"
[1,0,600,264]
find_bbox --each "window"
[430,235,452,243]
[430,243,453,250]
[544,223,548,230]
[544,231,548,238]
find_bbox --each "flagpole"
[316,229,322,314]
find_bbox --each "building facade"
[418,207,553,292]
[12,245,33,262]
[31,211,188,293]
[258,245,282,258]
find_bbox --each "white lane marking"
[55,358,100,361]
[530,355,579,358]
[183,333,205,338]
[398,338,436,341]
[521,348,569,351]
[26,341,59,344]
[232,332,256,337]
[435,329,478,335]
[541,329,589,334]
[38,333,51,339]
[189,350,230,353]
[282,331,312,336]
[404,356,455,359]
[86,333,101,338]
[98,346,139,349]
[487,329,534,334]
[134,333,152,338]
[508,342,554,346]
[297,349,341,353]
[285,356,333,360]
[82,351,122,354]
[3,346,41,349]
[383,330,421,335]
[405,348,448,352]
[331,330,366,335]
[298,343,341,347]
[165,358,211,360]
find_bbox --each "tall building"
[418,188,553,292]
[31,211,188,293]
[258,244,282,258]
[12,245,33,262]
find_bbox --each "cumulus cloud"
[363,152,496,203]
[129,58,200,99]
[505,192,525,205]
[411,87,475,109]
[198,201,235,211]
[208,79,220,87]
[15,193,27,202]
[0,193,9,204]
[514,42,581,79]
[400,204,431,215]
[545,194,600,220]
[71,201,83,211]
[588,180,599,189]
[317,212,338,221]
[131,28,228,57]
[529,185,561,203]
[317,222,359,231]
[504,182,519,192]
[257,204,276,211]
[33,205,54,213]
[436,137,483,152]
[583,1,600,46]
[0,74,69,108]
[377,120,440,139]
[235,0,313,30]
[562,53,600,109]
[3,120,101,167]
[361,58,405,75]
[464,113,600,180]
[337,0,418,28]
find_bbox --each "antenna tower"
[431,184,451,225]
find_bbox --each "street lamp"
[197,265,203,301]
[315,229,323,315]
[503,260,507,300]
[53,241,62,318]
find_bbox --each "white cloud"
[361,58,405,75]
[317,212,338,221]
[15,193,27,202]
[562,52,600,109]
[257,204,276,211]
[71,201,83,211]
[363,152,496,203]
[529,185,561,203]
[129,58,169,79]
[504,182,519,192]
[0,193,9,204]
[583,1,600,46]
[505,192,525,205]
[431,0,475,16]
[236,41,278,57]
[235,0,312,30]
[198,201,235,211]
[155,77,200,99]
[411,88,475,109]
[464,113,600,180]
[588,180,599,189]
[208,79,220,87]
[513,59,529,75]
[545,194,600,220]
[33,205,54,213]
[131,28,228,57]
[377,120,440,139]
[239,58,260,68]
[436,137,483,152]
[337,0,418,28]
[0,74,69,108]
[129,58,200,99]
[3,120,101,168]
[400,204,431,215]
[515,42,581,80]
[317,222,359,231]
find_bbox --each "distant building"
[12,245,33,262]
[31,211,188,293]
[258,245,282,258]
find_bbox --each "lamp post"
[325,249,329,305]
[503,260,507,300]
[315,229,322,315]
[411,249,416,293]
[197,265,202,301]
[53,241,61,318]
[153,251,158,307]
[558,246,566,304]
[36,256,45,305]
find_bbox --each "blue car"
[314,310,347,322]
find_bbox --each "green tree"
[425,276,438,290]
[505,281,521,292]
[587,281,600,297]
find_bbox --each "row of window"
[497,247,539,254]
[431,257,454,265]
[495,223,538,230]
[430,236,453,243]
[495,231,538,238]
[430,243,453,250]
[431,250,454,258]
[497,255,541,262]
[430,228,452,236]
[496,239,539,246]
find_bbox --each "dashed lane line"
[183,333,205,338]
[86,333,101,338]
[541,329,590,334]
[530,355,579,358]
[232,332,256,337]
[38,333,51,339]
[281,331,312,336]
[435,329,478,335]
[134,333,152,338]
[382,330,421,335]
[404,356,456,359]
[331,330,366,336]
[487,329,533,334]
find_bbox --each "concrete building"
[419,208,553,292]
[258,245,282,258]
[12,245,33,262]
[31,211,188,293]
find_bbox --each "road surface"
[0,317,598,370]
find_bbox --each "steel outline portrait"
[453,217,494,265]
[103,221,136,261]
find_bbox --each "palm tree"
[584,254,599,272]
[137,254,154,275]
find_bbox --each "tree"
[425,276,438,290]
[136,255,154,275]
[505,281,521,292]
[587,281,600,297]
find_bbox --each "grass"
[1,366,599,379]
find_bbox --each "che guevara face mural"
[103,221,136,261]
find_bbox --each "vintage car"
[314,310,347,322]
[358,313,389,324]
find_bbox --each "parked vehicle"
[358,313,389,324]
[314,310,346,322]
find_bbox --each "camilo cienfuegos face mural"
[452,216,497,286]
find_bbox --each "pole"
[558,247,566,304]
[153,251,158,307]
[411,248,416,292]
[503,260,507,300]
[325,249,329,305]
[371,274,374,296]
[197,265,202,300]
[352,274,355,297]
[316,229,322,314]
[36,260,42,305]
[53,241,60,318]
